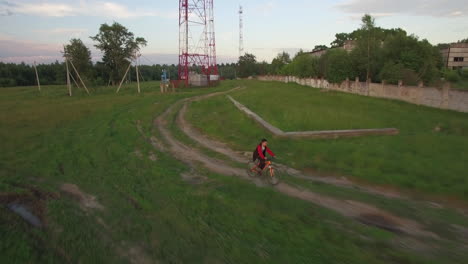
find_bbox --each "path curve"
[151,87,437,239]
[178,90,405,199]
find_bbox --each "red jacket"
[257,145,275,160]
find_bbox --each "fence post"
[442,82,450,109]
[366,78,371,96]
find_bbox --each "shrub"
[379,62,404,84]
[444,70,461,82]
[461,69,468,79]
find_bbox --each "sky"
[0,0,467,65]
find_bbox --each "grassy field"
[1,81,449,263]
[187,80,468,200]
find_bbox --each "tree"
[237,53,258,78]
[270,51,291,74]
[324,49,354,83]
[282,54,319,78]
[64,38,92,79]
[91,22,147,85]
[330,33,350,47]
[313,45,328,52]
[381,32,441,84]
[361,14,375,80]
[276,51,292,64]
[218,63,237,79]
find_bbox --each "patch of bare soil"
[148,151,157,161]
[133,149,144,158]
[60,183,104,211]
[181,171,208,185]
[149,87,437,239]
[95,216,154,264]
[117,242,154,264]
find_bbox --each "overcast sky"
[0,0,467,64]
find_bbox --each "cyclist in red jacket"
[252,139,275,171]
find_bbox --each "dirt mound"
[60,183,104,211]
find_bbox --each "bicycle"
[247,157,281,185]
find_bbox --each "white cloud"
[0,1,176,19]
[0,37,62,64]
[34,28,88,38]
[450,11,463,17]
[336,0,468,17]
[255,1,276,16]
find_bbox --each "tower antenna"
[238,5,244,58]
[178,0,218,86]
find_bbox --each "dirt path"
[178,90,406,199]
[149,87,438,239]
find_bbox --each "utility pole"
[33,61,41,91]
[116,62,132,93]
[65,58,72,96]
[135,53,140,93]
[69,60,90,94]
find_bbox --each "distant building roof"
[305,40,357,58]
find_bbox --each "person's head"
[260,138,268,147]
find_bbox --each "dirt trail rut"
[152,87,437,239]
[178,90,405,199]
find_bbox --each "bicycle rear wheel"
[267,164,281,185]
[247,160,259,177]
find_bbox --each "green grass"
[187,80,468,200]
[1,81,444,263]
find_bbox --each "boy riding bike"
[252,138,275,174]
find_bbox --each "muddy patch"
[118,242,154,264]
[7,203,42,227]
[357,213,402,233]
[60,183,104,211]
[181,171,208,185]
[148,151,157,161]
[452,224,468,242]
[1,185,58,228]
[133,149,143,158]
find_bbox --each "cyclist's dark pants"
[258,159,266,170]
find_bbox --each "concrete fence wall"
[256,75,468,113]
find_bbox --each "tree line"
[2,16,466,88]
[237,14,468,86]
[0,21,241,88]
[0,20,239,88]
[0,61,241,88]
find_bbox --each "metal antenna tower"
[179,0,218,86]
[238,5,244,58]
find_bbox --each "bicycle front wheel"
[267,165,281,185]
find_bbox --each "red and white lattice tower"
[238,5,244,58]
[179,0,218,85]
